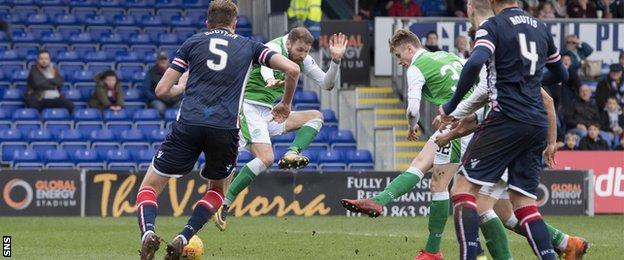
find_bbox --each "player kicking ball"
[213,28,347,231]
[135,1,301,259]
[439,0,570,259]
[341,29,489,260]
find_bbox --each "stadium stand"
[0,1,374,171]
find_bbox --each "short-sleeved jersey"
[170,29,276,129]
[473,7,560,126]
[411,50,471,106]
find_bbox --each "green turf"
[0,215,622,259]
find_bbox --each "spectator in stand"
[614,135,624,150]
[424,31,441,52]
[620,51,624,68]
[0,17,11,42]
[558,54,582,112]
[568,0,597,18]
[419,0,449,16]
[447,0,467,17]
[358,0,381,19]
[596,64,624,109]
[454,35,469,59]
[385,0,421,17]
[560,133,579,150]
[579,123,610,150]
[142,51,181,116]
[89,70,124,111]
[601,97,624,144]
[25,50,74,112]
[550,0,568,18]
[560,34,594,72]
[599,0,624,18]
[538,1,556,19]
[566,84,602,138]
[518,0,540,15]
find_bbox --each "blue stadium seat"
[72,44,98,57]
[2,88,25,102]
[0,108,10,120]
[321,110,338,127]
[272,132,296,144]
[38,0,64,5]
[294,91,319,104]
[14,44,39,60]
[112,14,136,26]
[115,26,141,42]
[99,0,120,7]
[149,128,167,142]
[31,141,58,156]
[301,149,319,164]
[1,142,28,162]
[122,89,141,103]
[0,129,24,142]
[117,63,144,82]
[73,69,94,82]
[123,142,150,159]
[140,15,163,26]
[312,130,328,143]
[172,27,196,41]
[28,129,53,142]
[164,108,178,122]
[129,33,151,44]
[45,121,72,138]
[100,32,124,44]
[72,148,101,166]
[236,16,253,37]
[13,6,38,20]
[58,129,83,142]
[69,32,93,44]
[86,63,113,74]
[86,26,112,40]
[27,13,49,25]
[101,44,129,57]
[44,6,68,17]
[85,51,109,62]
[59,62,84,76]
[10,70,29,82]
[93,142,119,159]
[103,109,130,121]
[346,150,374,170]
[106,148,131,162]
[45,149,74,168]
[13,148,39,164]
[237,150,253,165]
[184,9,205,23]
[42,108,70,121]
[73,7,98,22]
[12,31,37,43]
[13,108,40,121]
[135,148,154,164]
[60,141,88,157]
[29,25,54,39]
[42,43,69,57]
[127,8,154,21]
[124,102,146,116]
[126,0,149,7]
[106,121,133,137]
[85,14,107,26]
[133,109,160,121]
[120,129,145,142]
[131,45,157,59]
[55,13,78,25]
[57,50,80,62]
[69,0,95,7]
[76,121,103,137]
[157,8,182,24]
[329,130,356,145]
[63,89,83,102]
[158,33,179,44]
[77,85,95,101]
[155,0,177,8]
[319,151,347,171]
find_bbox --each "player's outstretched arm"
[155,68,184,99]
[304,33,347,90]
[268,54,300,122]
[442,48,490,116]
[260,42,284,88]
[541,88,558,168]
[448,66,490,119]
[434,114,479,147]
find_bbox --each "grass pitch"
[1,215,622,259]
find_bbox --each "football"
[182,235,204,260]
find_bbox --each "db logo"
[595,167,624,197]
[2,179,33,210]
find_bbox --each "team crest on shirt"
[252,129,261,137]
[476,29,488,38]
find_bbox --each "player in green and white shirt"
[215,27,347,230]
[341,29,489,260]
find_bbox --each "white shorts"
[478,169,510,200]
[429,128,473,165]
[239,101,287,149]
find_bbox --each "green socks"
[372,168,423,206]
[424,192,450,253]
[479,210,511,259]
[288,119,323,153]
[224,158,267,205]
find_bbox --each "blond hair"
[388,29,421,53]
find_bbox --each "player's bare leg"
[137,165,170,260]
[166,178,227,260]
[213,173,233,231]
[494,199,589,260]
[279,110,323,169]
[218,143,273,230]
[341,140,435,217]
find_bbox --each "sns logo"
[2,236,10,257]
[595,167,624,197]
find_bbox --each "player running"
[431,1,588,259]
[135,1,301,259]
[340,29,487,260]
[439,0,569,259]
[214,27,347,231]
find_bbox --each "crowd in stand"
[357,0,623,19]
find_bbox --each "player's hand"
[329,33,348,62]
[265,79,284,88]
[543,143,557,169]
[434,131,453,147]
[437,106,455,125]
[407,126,420,141]
[271,102,291,123]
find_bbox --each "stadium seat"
[105,121,133,138]
[13,108,39,120]
[45,6,68,17]
[13,148,39,166]
[85,51,109,62]
[27,13,49,24]
[69,0,95,7]
[58,129,83,142]
[69,32,92,44]
[10,70,29,82]
[158,33,179,44]
[60,141,88,158]
[76,121,103,137]
[164,108,178,122]
[73,69,94,82]
[90,128,116,142]
[236,16,253,37]
[85,14,108,26]
[301,149,319,164]
[28,129,53,142]
[172,27,196,40]
[157,8,182,24]
[133,109,160,121]
[123,142,150,159]
[92,142,120,159]
[126,0,150,7]
[13,6,38,20]
[41,108,70,121]
[185,9,205,23]
[72,44,98,57]
[294,91,319,104]
[57,50,80,62]
[103,109,130,121]
[100,32,124,44]
[2,88,25,102]
[44,121,73,138]
[113,14,136,26]
[42,43,69,57]
[237,150,253,165]
[129,33,151,44]
[29,25,54,39]
[86,26,113,40]
[140,15,163,26]
[72,149,103,169]
[31,142,59,156]
[55,13,78,25]
[329,130,356,145]
[312,130,328,143]
[14,44,39,60]
[63,89,83,102]
[44,149,72,166]
[124,102,146,116]
[73,7,98,23]
[271,132,296,145]
[86,63,113,75]
[149,128,167,142]
[319,150,347,171]
[12,31,37,43]
[127,8,154,21]
[131,45,157,59]
[0,108,10,120]
[123,88,142,102]
[321,110,338,127]
[1,142,28,162]
[120,129,145,142]
[135,148,154,164]
[99,0,120,7]
[106,148,131,162]
[346,150,374,170]
[155,0,178,8]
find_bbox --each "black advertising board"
[536,170,590,215]
[320,20,371,85]
[0,170,82,216]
